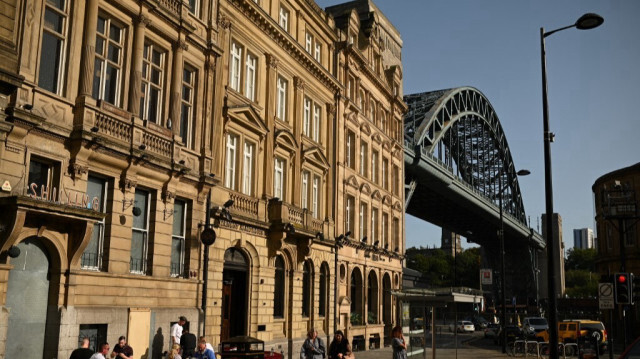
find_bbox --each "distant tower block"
[441,228,462,256]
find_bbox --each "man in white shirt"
[89,343,110,359]
[171,316,187,346]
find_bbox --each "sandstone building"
[0,0,405,357]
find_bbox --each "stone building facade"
[0,0,404,358]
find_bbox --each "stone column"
[128,14,151,117]
[77,0,99,98]
[263,53,278,198]
[292,76,304,207]
[170,38,187,136]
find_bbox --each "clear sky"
[316,0,640,250]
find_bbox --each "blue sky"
[317,0,640,250]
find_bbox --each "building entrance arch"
[221,248,249,341]
[6,237,55,358]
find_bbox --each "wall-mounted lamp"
[361,236,367,244]
[315,232,324,241]
[394,246,399,252]
[132,206,142,217]
[22,104,33,111]
[7,246,20,258]
[139,144,147,150]
[285,223,295,235]
[90,126,99,132]
[178,159,186,165]
[164,208,175,220]
[373,240,379,247]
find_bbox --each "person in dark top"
[110,336,133,359]
[70,337,94,359]
[180,329,197,358]
[328,330,353,359]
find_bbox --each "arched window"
[367,271,378,324]
[319,263,329,317]
[274,256,285,318]
[350,267,363,325]
[302,260,312,317]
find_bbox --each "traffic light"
[632,273,640,305]
[615,273,631,304]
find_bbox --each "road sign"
[480,269,492,285]
[599,283,614,309]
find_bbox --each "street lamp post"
[540,13,603,359]
[499,168,530,354]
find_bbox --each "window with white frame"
[382,158,389,190]
[225,134,238,190]
[93,15,124,106]
[39,0,69,94]
[28,156,60,197]
[131,189,150,274]
[381,111,387,133]
[346,131,355,169]
[140,42,165,125]
[358,90,364,109]
[171,199,187,277]
[372,150,378,184]
[279,6,289,31]
[370,101,376,123]
[346,195,355,233]
[382,213,389,249]
[242,141,255,196]
[347,77,354,99]
[277,76,288,121]
[230,41,242,92]
[180,65,197,149]
[314,42,321,63]
[360,142,368,177]
[305,32,313,53]
[301,171,309,210]
[312,175,319,218]
[393,165,400,195]
[303,97,311,136]
[359,202,368,241]
[245,52,257,101]
[371,207,378,244]
[82,175,108,270]
[274,157,285,200]
[188,0,200,17]
[313,104,321,142]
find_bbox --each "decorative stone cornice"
[136,14,152,27]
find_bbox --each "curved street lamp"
[540,13,603,359]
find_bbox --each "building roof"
[592,162,640,189]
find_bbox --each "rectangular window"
[225,134,237,190]
[28,156,59,197]
[277,76,288,121]
[279,6,289,31]
[140,42,165,125]
[393,217,400,252]
[314,42,321,62]
[171,200,187,277]
[303,97,311,136]
[188,0,200,17]
[372,150,378,184]
[230,42,242,92]
[131,189,150,274]
[371,207,378,244]
[346,131,355,169]
[382,158,389,190]
[370,102,376,123]
[624,219,636,247]
[301,171,309,210]
[393,165,400,195]
[360,142,368,177]
[180,66,196,149]
[242,141,254,196]
[382,213,389,249]
[82,175,108,270]
[312,175,319,219]
[359,203,368,241]
[274,157,285,200]
[93,15,124,106]
[346,196,355,233]
[606,223,612,250]
[39,0,68,94]
[305,33,313,53]
[245,53,256,101]
[313,104,321,142]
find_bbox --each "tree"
[565,248,597,271]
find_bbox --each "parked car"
[449,320,475,333]
[619,335,640,359]
[535,320,608,355]
[484,323,500,339]
[523,317,549,337]
[494,326,523,346]
[471,316,489,330]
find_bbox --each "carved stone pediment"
[226,104,268,138]
[302,145,330,171]
[345,175,359,189]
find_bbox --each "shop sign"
[1,180,11,192]
[28,183,101,211]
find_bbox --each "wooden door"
[221,282,232,341]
